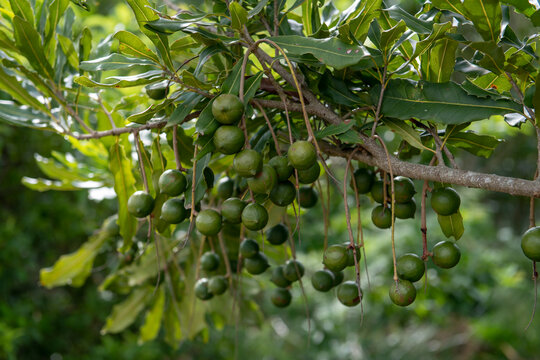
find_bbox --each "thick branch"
[319,141,540,198]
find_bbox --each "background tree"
[1,0,540,358]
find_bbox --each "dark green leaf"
[318,71,366,106]
[243,72,263,105]
[314,121,354,139]
[379,20,407,52]
[345,0,382,42]
[432,0,466,15]
[268,35,380,70]
[195,99,219,136]
[467,41,505,74]
[372,79,523,125]
[248,0,269,17]
[446,131,501,158]
[382,5,433,34]
[168,92,204,126]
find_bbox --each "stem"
[371,63,388,137]
[254,100,281,155]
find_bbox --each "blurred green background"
[1,0,540,359]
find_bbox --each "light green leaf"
[379,19,406,52]
[268,35,378,70]
[125,0,174,70]
[80,53,157,71]
[432,0,466,15]
[463,0,502,42]
[75,70,164,88]
[113,30,161,63]
[40,232,108,288]
[9,0,34,24]
[372,79,523,125]
[101,287,153,334]
[0,68,48,112]
[230,1,248,31]
[109,142,137,252]
[21,177,78,191]
[384,118,427,151]
[437,211,464,240]
[412,22,453,59]
[346,0,382,42]
[79,27,93,62]
[13,16,55,79]
[139,286,165,343]
[127,99,174,124]
[446,131,501,158]
[57,34,79,69]
[422,38,458,83]
[44,0,69,46]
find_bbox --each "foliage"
[1,0,540,357]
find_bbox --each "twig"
[254,101,281,155]
[134,131,150,193]
[97,94,116,129]
[371,64,388,137]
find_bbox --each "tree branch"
[319,140,540,198]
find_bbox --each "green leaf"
[437,211,464,240]
[0,100,51,129]
[382,5,433,34]
[79,27,93,62]
[195,99,219,136]
[446,131,501,158]
[314,121,354,139]
[0,67,48,112]
[80,54,158,71]
[113,30,161,63]
[383,118,427,151]
[125,0,174,70]
[463,0,502,42]
[372,79,523,125]
[534,74,540,124]
[345,0,382,42]
[75,70,164,88]
[301,0,321,36]
[101,287,153,334]
[12,16,55,79]
[168,92,204,126]
[318,72,365,106]
[9,0,34,25]
[139,286,165,343]
[44,0,69,46]
[431,0,466,15]
[411,22,453,60]
[421,38,458,83]
[230,1,248,31]
[40,232,108,288]
[57,34,79,69]
[109,142,137,252]
[248,0,268,17]
[268,35,379,70]
[35,154,93,182]
[221,61,244,95]
[21,177,78,191]
[379,20,406,52]
[467,41,506,74]
[127,99,174,124]
[242,72,263,105]
[180,70,212,90]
